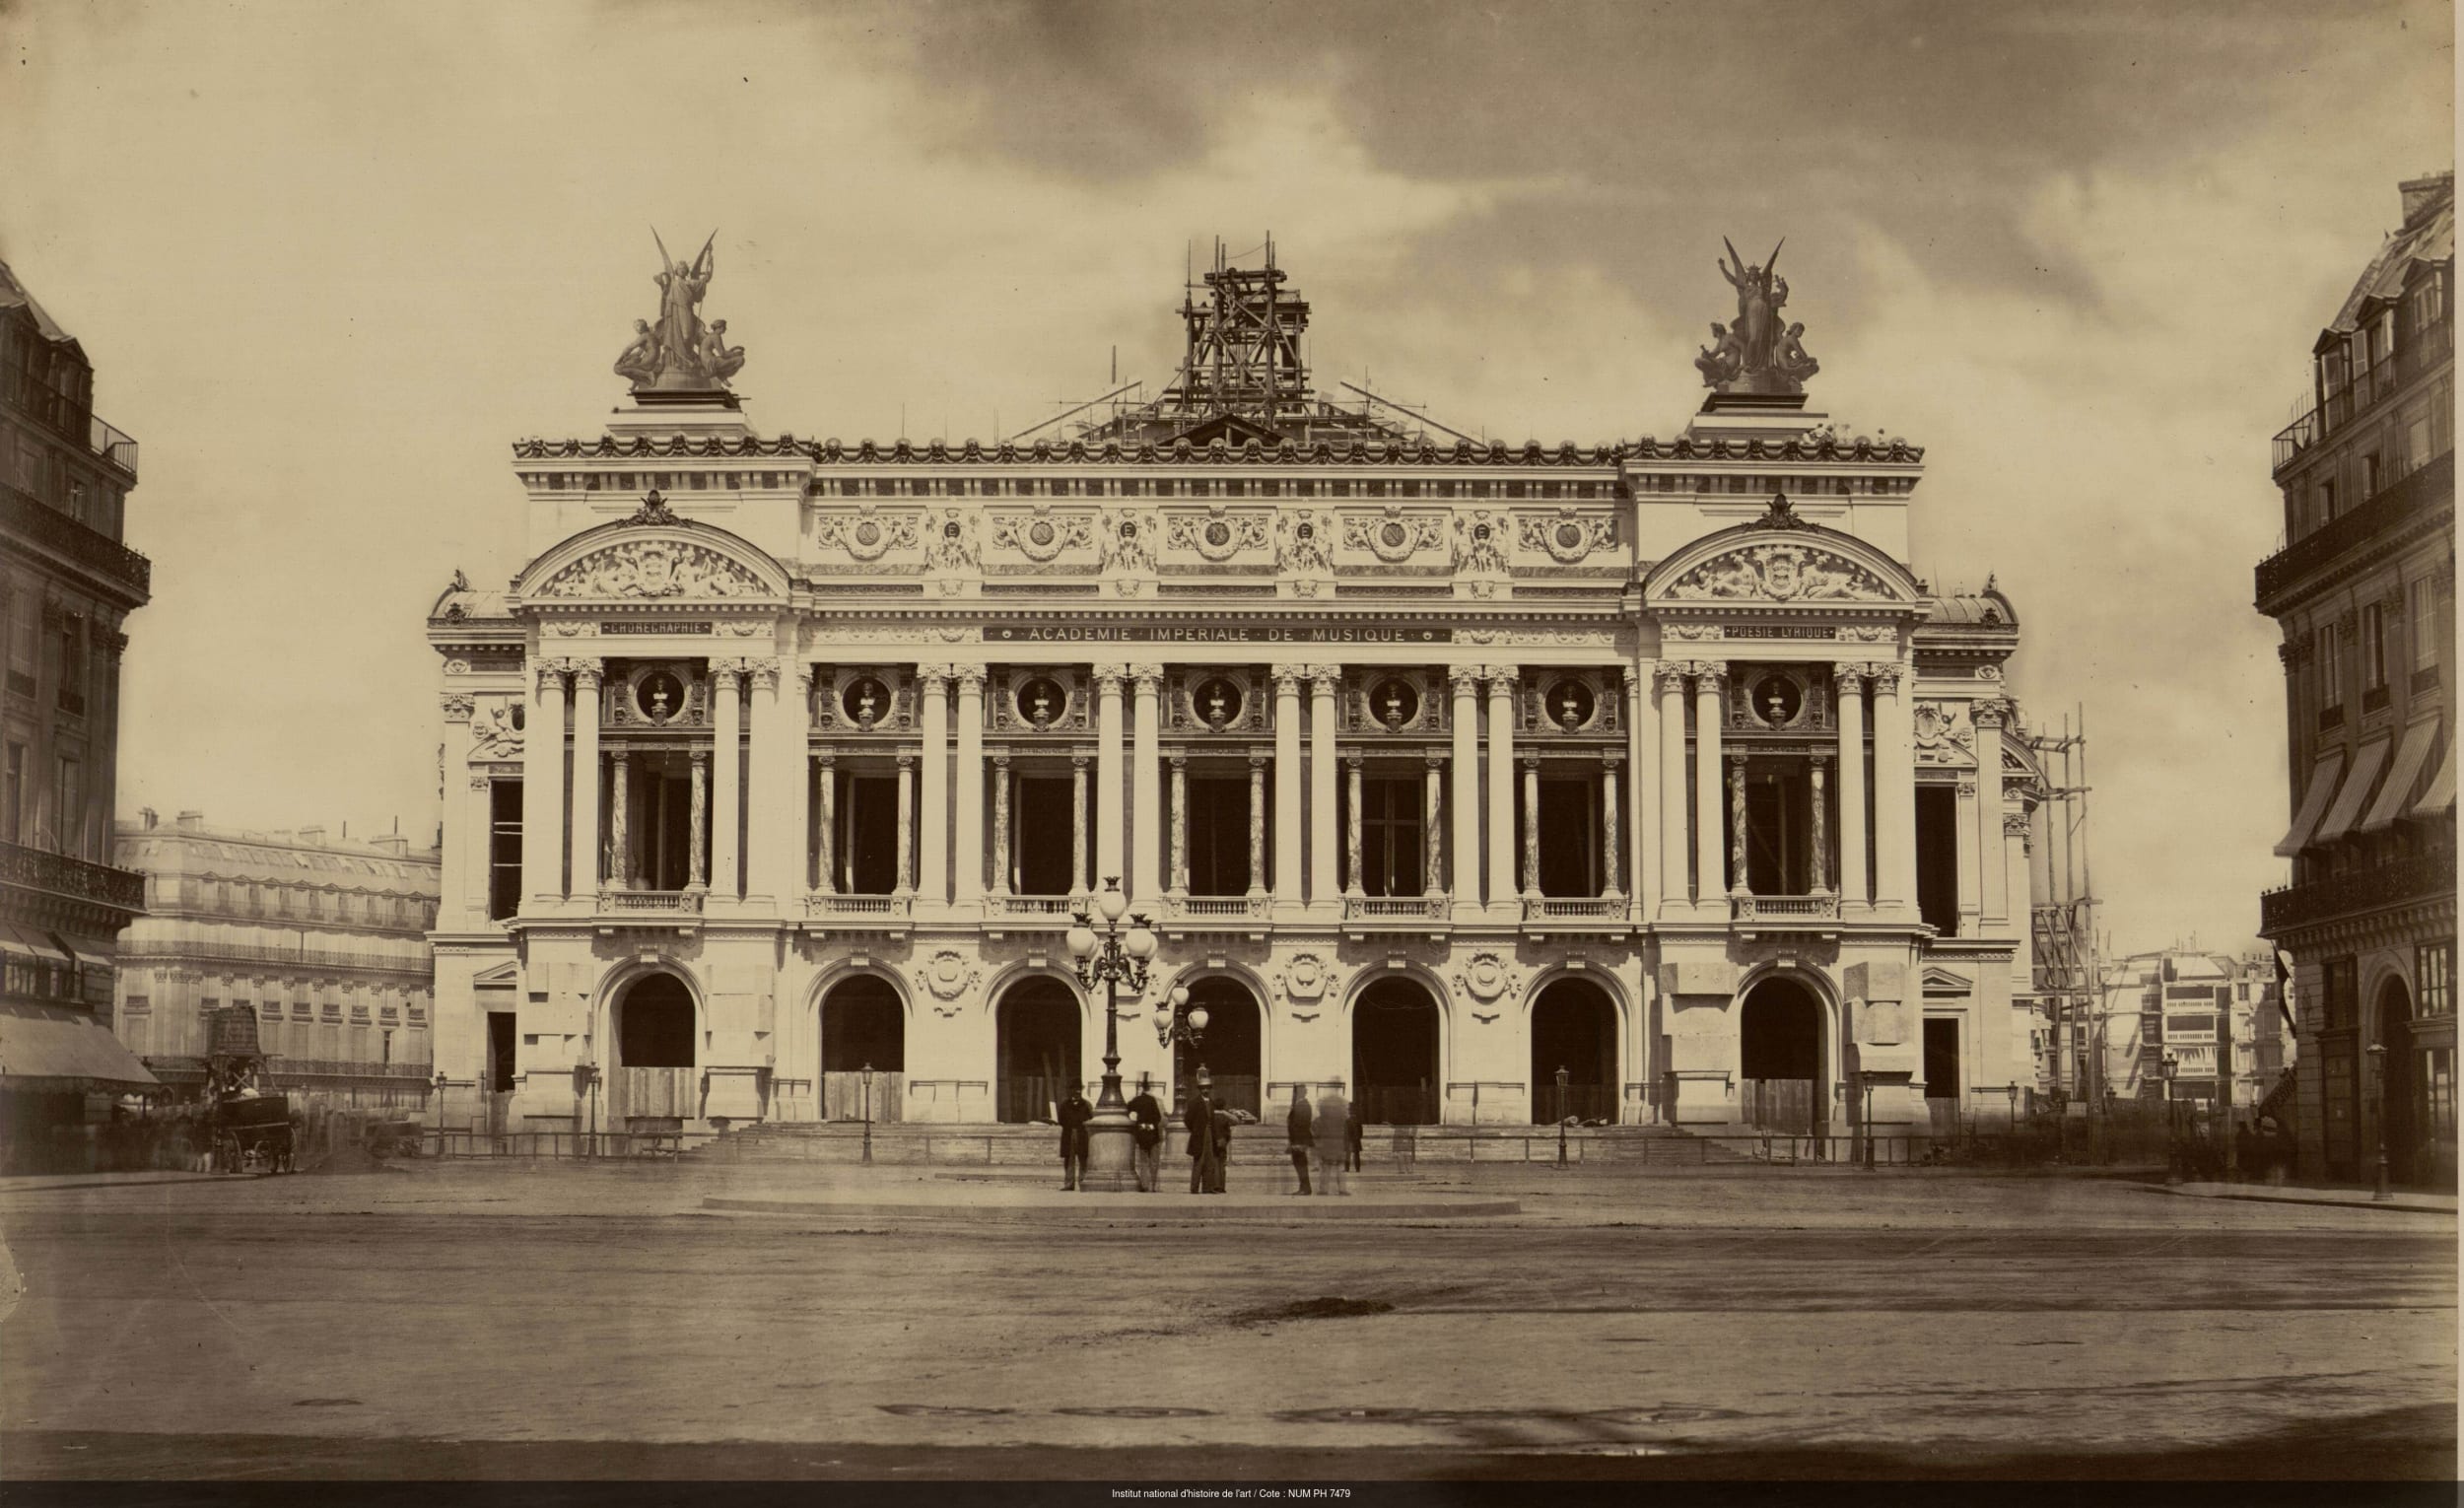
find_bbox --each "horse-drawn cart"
[203,1004,296,1175]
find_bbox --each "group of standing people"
[1052,1076,1365,1194]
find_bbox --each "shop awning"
[2361,719,2442,832]
[2312,737,2389,848]
[0,1002,161,1093]
[2414,734,2455,817]
[0,925,73,969]
[2274,749,2345,857]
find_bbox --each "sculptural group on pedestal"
[615,229,747,391]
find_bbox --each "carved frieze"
[1164,507,1271,563]
[1667,543,1888,602]
[536,540,769,600]
[811,507,922,563]
[1341,507,1446,564]
[1454,510,1510,574]
[1519,507,1616,565]
[987,507,1097,565]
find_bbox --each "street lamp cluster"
[1065,878,1157,1192]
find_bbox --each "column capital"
[815,747,838,769]
[1092,664,1127,695]
[690,748,711,769]
[1070,752,1088,769]
[795,665,816,697]
[918,663,952,693]
[1653,664,1689,697]
[1520,752,1541,770]
[1308,663,1344,690]
[534,659,569,694]
[1831,661,1869,689]
[1483,663,1520,688]
[1621,663,1643,689]
[1954,779,1977,798]
[991,749,1010,768]
[2003,810,2033,837]
[1690,659,1728,682]
[898,751,918,769]
[710,659,744,691]
[1169,751,1187,768]
[746,656,781,692]
[956,664,987,694]
[570,661,604,693]
[1448,664,1483,694]
[440,693,475,722]
[1426,749,1449,769]
[468,774,493,792]
[1869,664,1906,695]
[1344,749,1365,769]
[1129,662,1165,692]
[1602,749,1624,769]
[1250,750,1268,769]
[1271,665,1305,695]
[1728,752,1748,770]
[1971,698,2011,730]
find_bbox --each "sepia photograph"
[0,1,2453,1502]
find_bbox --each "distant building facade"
[2092,949,2293,1119]
[2259,171,2456,1188]
[0,259,156,1171]
[112,811,440,1109]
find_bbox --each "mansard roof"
[508,432,1926,467]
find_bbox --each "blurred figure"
[1284,1084,1314,1196]
[1129,1073,1164,1194]
[1346,1103,1365,1173]
[1186,1079,1216,1194]
[1314,1085,1350,1197]
[1208,1095,1233,1194]
[1057,1084,1093,1192]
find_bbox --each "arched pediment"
[515,517,787,606]
[1643,516,1920,610]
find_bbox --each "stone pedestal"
[1083,1110,1138,1192]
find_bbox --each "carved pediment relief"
[535,539,770,601]
[1667,543,1889,603]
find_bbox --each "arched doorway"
[1739,976,1824,1134]
[1173,976,1263,1118]
[1353,977,1441,1126]
[1531,979,1616,1125]
[995,977,1081,1124]
[820,975,904,1124]
[2375,978,2427,1188]
[611,972,696,1128]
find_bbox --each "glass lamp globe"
[1065,924,1097,959]
[1097,883,1130,923]
[1172,985,1191,1008]
[1125,925,1157,959]
[1188,1004,1210,1032]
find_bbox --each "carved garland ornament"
[1274,951,1338,1006]
[1521,507,1616,565]
[1343,507,1446,564]
[922,950,981,1002]
[988,507,1096,564]
[537,540,768,600]
[1667,543,1887,603]
[1165,507,1271,563]
[812,507,922,563]
[1452,949,1523,1007]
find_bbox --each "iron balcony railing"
[2273,323,2453,477]
[89,413,139,476]
[2260,848,2456,935]
[0,839,147,913]
[0,479,151,598]
[2255,451,2451,608]
[117,937,435,976]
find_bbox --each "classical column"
[1247,753,1268,898]
[1601,753,1622,900]
[989,752,1010,897]
[1168,755,1189,895]
[1272,669,1303,908]
[1872,663,1916,913]
[1424,754,1446,898]
[1693,662,1726,901]
[1626,666,1652,915]
[710,662,742,900]
[1094,666,1125,895]
[1727,754,1748,897]
[687,750,710,891]
[1834,665,1870,910]
[1484,667,1518,909]
[569,664,602,897]
[1954,776,1982,927]
[896,752,917,895]
[1974,700,2010,925]
[1309,666,1340,905]
[1809,757,1829,894]
[1450,668,1481,908]
[1520,756,1541,899]
[1130,665,1162,902]
[441,695,475,918]
[1656,665,1689,915]
[2004,811,2033,930]
[524,659,568,906]
[954,669,986,903]
[918,666,950,903]
[1069,754,1089,896]
[608,750,632,889]
[745,659,792,903]
[785,668,811,899]
[1345,753,1365,895]
[814,753,836,894]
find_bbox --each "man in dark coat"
[1208,1098,1234,1194]
[1185,1082,1216,1194]
[1057,1086,1094,1192]
[1128,1074,1165,1194]
[1284,1084,1314,1196]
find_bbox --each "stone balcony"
[982,893,1075,931]
[1521,894,1632,936]
[1340,893,1451,938]
[584,889,703,930]
[802,892,914,934]
[1729,891,1842,939]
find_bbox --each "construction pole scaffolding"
[2028,709,2101,1162]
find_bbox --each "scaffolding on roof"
[2027,709,2104,1157]
[1015,238,1464,449]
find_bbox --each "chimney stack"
[2399,171,2453,227]
[175,810,204,831]
[139,806,158,830]
[299,825,326,847]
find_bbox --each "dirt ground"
[0,1161,2452,1480]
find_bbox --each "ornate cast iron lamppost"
[2160,1053,2181,1186]
[1152,984,1204,1077]
[1555,1065,1572,1168]
[2368,1042,2392,1201]
[1068,877,1156,1192]
[860,1062,875,1166]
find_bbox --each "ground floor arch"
[2372,976,2443,1189]
[1531,978,1617,1125]
[1353,976,1442,1126]
[610,971,697,1127]
[820,974,905,1123]
[995,977,1082,1124]
[1739,975,1826,1135]
[1174,975,1263,1118]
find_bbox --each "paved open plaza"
[0,1161,2451,1481]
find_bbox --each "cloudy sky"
[0,0,2450,954]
